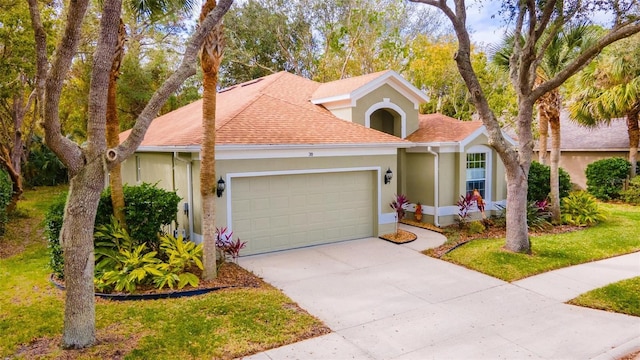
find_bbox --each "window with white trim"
[466,153,486,198]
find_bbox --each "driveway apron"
[240,228,640,360]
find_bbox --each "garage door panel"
[232,171,375,255]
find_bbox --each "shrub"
[0,169,13,235]
[621,176,640,205]
[96,183,181,250]
[527,161,572,201]
[467,221,485,234]
[527,200,552,231]
[561,191,606,226]
[46,183,181,278]
[23,135,68,187]
[586,158,631,200]
[44,192,67,279]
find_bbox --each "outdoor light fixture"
[384,168,393,184]
[216,177,226,197]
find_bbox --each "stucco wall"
[351,84,419,137]
[536,151,629,190]
[122,152,400,240]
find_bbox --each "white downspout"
[426,146,440,227]
[174,152,194,241]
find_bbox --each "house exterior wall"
[122,151,399,242]
[536,151,629,190]
[352,84,419,136]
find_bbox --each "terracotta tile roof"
[406,113,484,143]
[121,71,408,147]
[311,71,391,100]
[536,111,629,150]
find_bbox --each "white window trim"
[466,145,492,206]
[364,98,407,138]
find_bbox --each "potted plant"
[414,202,423,221]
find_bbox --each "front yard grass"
[441,203,640,282]
[568,277,640,317]
[0,187,328,359]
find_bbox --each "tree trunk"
[61,160,105,348]
[627,110,639,178]
[200,0,224,281]
[504,163,530,253]
[549,114,561,223]
[538,107,549,165]
[106,19,127,226]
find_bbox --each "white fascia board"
[408,142,460,153]
[214,143,409,160]
[558,148,628,152]
[310,94,354,108]
[136,145,201,153]
[351,73,429,110]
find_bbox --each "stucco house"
[535,112,631,189]
[120,71,514,255]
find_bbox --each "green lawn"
[569,277,640,317]
[442,203,640,282]
[0,187,327,359]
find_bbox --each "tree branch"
[115,0,234,162]
[534,21,640,99]
[28,0,88,175]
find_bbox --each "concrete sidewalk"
[240,227,640,360]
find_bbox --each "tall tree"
[410,0,640,253]
[0,0,55,211]
[199,0,225,280]
[407,34,516,120]
[106,0,197,226]
[569,34,640,177]
[27,0,233,348]
[494,24,597,222]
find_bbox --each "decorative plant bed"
[49,262,264,301]
[399,219,443,233]
[379,229,417,244]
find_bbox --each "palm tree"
[569,35,640,177]
[199,0,225,280]
[494,24,596,223]
[106,0,196,226]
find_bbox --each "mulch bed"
[400,219,444,233]
[50,261,265,299]
[379,229,417,244]
[422,222,585,258]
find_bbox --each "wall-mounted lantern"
[384,168,393,184]
[216,177,226,197]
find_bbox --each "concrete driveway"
[240,226,640,359]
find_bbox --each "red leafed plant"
[390,194,409,234]
[215,227,247,263]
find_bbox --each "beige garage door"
[231,171,375,255]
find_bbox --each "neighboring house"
[120,71,513,255]
[535,112,630,190]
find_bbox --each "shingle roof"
[537,112,629,150]
[406,113,484,143]
[121,71,408,147]
[311,71,391,100]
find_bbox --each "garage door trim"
[224,167,385,235]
